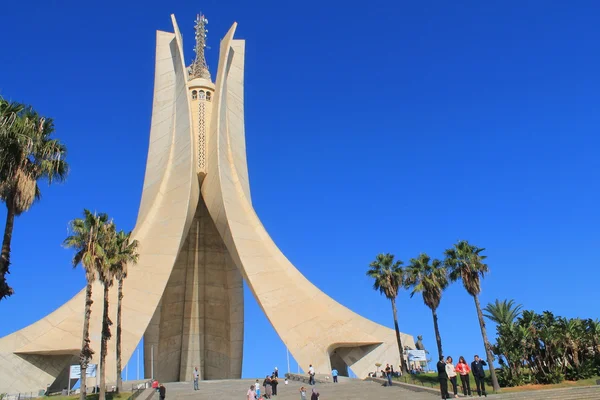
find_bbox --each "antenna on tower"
[188,13,211,80]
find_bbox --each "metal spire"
[188,13,211,80]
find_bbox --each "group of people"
[299,386,319,400]
[151,379,166,400]
[246,367,282,399]
[437,355,488,399]
[368,364,403,380]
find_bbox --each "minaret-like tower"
[188,13,214,177]
[142,14,243,382]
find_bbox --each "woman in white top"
[445,356,459,398]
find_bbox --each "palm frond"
[405,253,447,310]
[366,253,404,300]
[443,240,488,297]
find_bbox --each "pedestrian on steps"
[437,356,450,399]
[385,364,392,386]
[299,386,307,400]
[246,384,256,400]
[445,357,458,398]
[471,355,487,397]
[193,367,199,390]
[271,375,279,396]
[308,364,315,385]
[263,375,272,399]
[455,356,472,397]
[255,379,261,399]
[310,388,319,400]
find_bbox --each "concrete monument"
[0,14,414,393]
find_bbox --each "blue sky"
[1,0,599,381]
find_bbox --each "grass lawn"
[46,392,132,400]
[394,373,600,394]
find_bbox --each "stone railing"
[285,373,331,385]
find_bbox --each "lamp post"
[286,347,290,375]
[151,345,154,380]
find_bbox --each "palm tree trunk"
[390,297,408,374]
[431,308,443,361]
[473,294,500,392]
[99,284,111,400]
[116,278,123,392]
[79,282,94,400]
[0,203,16,300]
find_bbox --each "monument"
[0,14,414,393]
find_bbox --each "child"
[255,379,261,399]
[299,386,307,400]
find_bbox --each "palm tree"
[404,253,448,360]
[63,210,110,400]
[0,100,68,300]
[366,253,408,374]
[444,240,500,392]
[112,230,139,393]
[484,299,523,326]
[96,222,118,400]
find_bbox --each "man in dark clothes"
[471,355,487,397]
[159,384,166,400]
[437,356,449,399]
[271,375,279,396]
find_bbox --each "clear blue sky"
[1,0,599,381]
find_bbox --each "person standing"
[471,355,487,397]
[437,356,450,400]
[246,384,256,400]
[273,367,279,378]
[255,379,261,398]
[385,364,392,386]
[445,357,458,398]
[263,375,272,399]
[331,368,338,383]
[193,367,199,390]
[299,386,307,400]
[308,364,315,385]
[158,384,166,400]
[271,375,279,396]
[456,356,472,397]
[310,388,319,400]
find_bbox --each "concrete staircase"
[160,379,600,400]
[163,378,437,399]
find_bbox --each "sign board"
[69,364,97,379]
[407,350,427,362]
